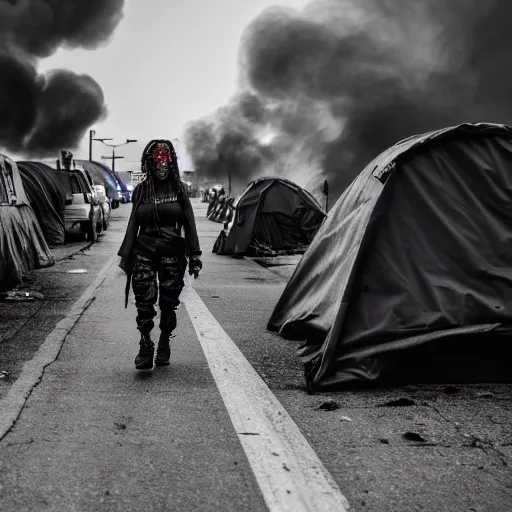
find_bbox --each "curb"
[52,240,95,262]
[0,253,119,441]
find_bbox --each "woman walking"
[118,139,202,370]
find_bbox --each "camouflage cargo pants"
[131,252,187,335]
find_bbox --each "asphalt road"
[0,199,511,511]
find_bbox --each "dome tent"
[214,177,326,257]
[267,123,512,391]
[17,161,68,246]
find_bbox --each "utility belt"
[134,226,187,262]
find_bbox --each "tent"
[267,123,512,391]
[208,193,234,224]
[206,188,220,217]
[210,196,235,224]
[0,154,54,290]
[213,178,326,256]
[17,161,68,246]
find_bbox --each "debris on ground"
[469,437,489,449]
[378,397,416,407]
[340,416,352,422]
[0,290,44,301]
[316,399,340,411]
[380,438,390,444]
[443,385,461,394]
[475,391,495,398]
[402,432,427,442]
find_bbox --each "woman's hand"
[189,255,202,279]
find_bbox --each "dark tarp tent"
[0,155,54,291]
[17,161,67,246]
[267,123,512,391]
[214,178,326,256]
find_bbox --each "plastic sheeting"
[0,204,55,290]
[209,196,234,224]
[0,155,54,290]
[17,161,67,246]
[216,178,326,256]
[267,123,512,390]
[207,194,226,221]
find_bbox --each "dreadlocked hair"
[139,139,185,204]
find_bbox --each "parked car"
[118,185,131,204]
[93,184,111,231]
[55,154,103,242]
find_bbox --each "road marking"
[183,280,350,512]
[0,253,119,441]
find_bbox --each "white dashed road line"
[183,280,350,512]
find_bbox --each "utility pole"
[101,148,124,174]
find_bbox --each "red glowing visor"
[150,144,173,166]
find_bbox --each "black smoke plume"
[184,0,512,200]
[0,0,125,157]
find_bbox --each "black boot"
[155,332,172,366]
[135,332,154,370]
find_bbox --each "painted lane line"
[0,254,119,441]
[183,281,350,512]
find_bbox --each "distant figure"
[118,140,202,370]
[207,187,218,217]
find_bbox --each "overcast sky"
[37,0,308,172]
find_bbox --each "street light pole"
[89,129,113,161]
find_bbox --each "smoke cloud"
[184,0,512,201]
[0,0,125,157]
